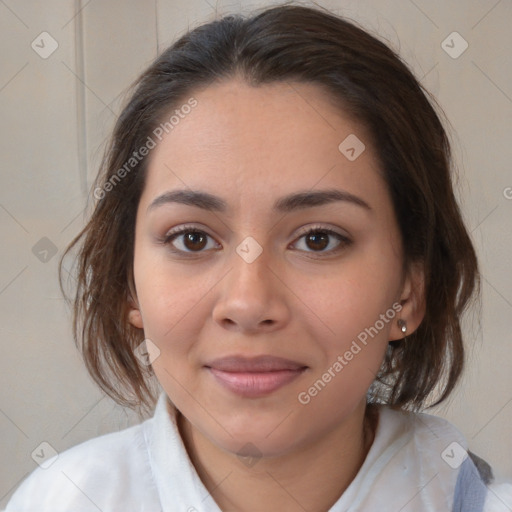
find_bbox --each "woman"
[7,4,512,511]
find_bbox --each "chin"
[208,419,309,460]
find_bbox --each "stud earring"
[397,319,407,334]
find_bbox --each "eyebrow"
[147,188,372,214]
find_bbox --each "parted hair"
[59,2,480,413]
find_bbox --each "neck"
[177,402,378,512]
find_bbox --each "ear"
[126,283,144,330]
[389,261,425,341]
[128,302,144,329]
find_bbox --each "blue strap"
[452,456,488,512]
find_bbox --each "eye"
[161,225,220,254]
[159,224,351,257]
[292,226,351,256]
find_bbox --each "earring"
[397,319,407,334]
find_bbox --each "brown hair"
[59,3,479,413]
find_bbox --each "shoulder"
[484,482,512,511]
[378,406,512,511]
[373,407,484,507]
[374,404,469,461]
[5,418,161,512]
[378,405,471,452]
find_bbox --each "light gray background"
[1,0,511,506]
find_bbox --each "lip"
[205,355,308,398]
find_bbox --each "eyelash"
[159,223,352,258]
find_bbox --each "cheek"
[147,300,219,427]
[292,254,401,396]
[146,300,210,411]
[133,279,210,404]
[295,341,387,431]
[134,254,212,338]
[297,260,400,347]
[296,268,397,413]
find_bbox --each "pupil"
[307,232,328,251]
[185,232,206,251]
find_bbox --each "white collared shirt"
[6,392,512,511]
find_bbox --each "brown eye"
[305,231,330,251]
[182,231,208,251]
[163,228,219,253]
[293,227,351,256]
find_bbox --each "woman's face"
[129,78,423,457]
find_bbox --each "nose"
[211,241,291,334]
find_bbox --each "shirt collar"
[145,392,467,511]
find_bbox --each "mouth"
[204,355,308,397]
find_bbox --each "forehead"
[140,78,386,214]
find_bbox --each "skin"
[128,78,425,511]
